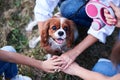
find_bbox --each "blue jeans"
[0,46,18,79]
[92,58,120,76]
[60,0,92,28]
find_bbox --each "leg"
[0,46,32,80]
[25,18,38,32]
[60,0,92,28]
[0,46,18,79]
[92,58,120,76]
[29,36,41,48]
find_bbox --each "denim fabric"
[0,46,18,79]
[92,58,120,76]
[60,0,92,27]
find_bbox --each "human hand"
[62,62,79,76]
[59,51,76,70]
[104,2,120,28]
[63,63,120,80]
[41,56,63,73]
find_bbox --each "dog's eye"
[52,26,57,30]
[63,27,68,31]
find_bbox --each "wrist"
[32,59,43,70]
[38,60,44,70]
[67,49,80,60]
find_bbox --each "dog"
[26,15,78,59]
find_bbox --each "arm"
[38,21,45,35]
[63,62,120,80]
[110,40,120,65]
[0,50,62,73]
[60,18,115,69]
[60,34,98,69]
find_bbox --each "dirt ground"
[0,0,119,80]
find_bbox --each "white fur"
[26,19,78,48]
[44,54,52,59]
[26,17,78,59]
[25,19,37,32]
[54,18,66,40]
[29,36,41,48]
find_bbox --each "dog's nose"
[58,31,64,36]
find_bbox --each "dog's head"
[40,17,75,48]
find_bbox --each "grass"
[6,28,28,52]
[0,0,119,80]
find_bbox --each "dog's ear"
[40,20,50,47]
[66,20,75,47]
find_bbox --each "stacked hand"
[42,50,76,73]
[41,56,63,73]
[58,52,76,70]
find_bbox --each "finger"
[60,62,67,69]
[104,9,117,25]
[46,69,56,73]
[106,17,117,24]
[52,66,62,71]
[49,71,55,73]
[53,66,61,69]
[63,62,72,70]
[104,10,114,19]
[53,61,64,66]
[106,18,116,24]
[51,55,59,60]
[53,67,62,72]
[104,9,109,14]
[57,69,61,72]
[53,58,63,62]
[48,70,56,73]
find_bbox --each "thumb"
[51,55,59,60]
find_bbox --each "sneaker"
[11,75,32,80]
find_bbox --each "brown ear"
[66,20,75,47]
[110,40,120,66]
[40,20,50,47]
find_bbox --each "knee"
[1,46,16,52]
[60,0,85,18]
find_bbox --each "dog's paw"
[28,37,38,48]
[44,54,52,60]
[25,26,33,32]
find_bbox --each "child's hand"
[41,56,63,73]
[58,51,77,70]
[104,2,120,28]
[104,9,117,25]
[62,62,79,76]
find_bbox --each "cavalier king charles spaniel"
[26,15,78,59]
